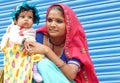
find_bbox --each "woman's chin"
[49,32,58,37]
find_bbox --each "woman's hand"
[22,40,31,54]
[23,41,50,55]
[23,41,78,81]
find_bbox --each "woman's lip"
[49,29,58,32]
[49,31,57,33]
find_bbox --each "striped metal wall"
[0,0,120,82]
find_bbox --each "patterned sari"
[4,44,43,83]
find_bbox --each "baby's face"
[16,10,34,29]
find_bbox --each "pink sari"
[37,4,99,83]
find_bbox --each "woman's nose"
[51,21,56,27]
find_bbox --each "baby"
[1,2,43,83]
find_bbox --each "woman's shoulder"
[36,32,44,44]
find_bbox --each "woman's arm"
[25,41,79,81]
[45,48,79,81]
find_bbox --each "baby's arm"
[22,28,36,51]
[0,26,11,51]
[8,25,24,44]
[8,25,36,44]
[1,33,9,51]
[23,28,36,41]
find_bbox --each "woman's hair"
[48,6,64,16]
[12,2,40,24]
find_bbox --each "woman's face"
[46,9,66,38]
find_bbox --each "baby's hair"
[15,6,35,21]
[12,2,40,24]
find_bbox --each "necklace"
[49,38,65,46]
[48,38,65,51]
[48,38,64,57]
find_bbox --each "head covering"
[11,2,40,24]
[36,4,99,83]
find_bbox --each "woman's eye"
[47,18,52,22]
[57,20,63,23]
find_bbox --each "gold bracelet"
[57,62,66,68]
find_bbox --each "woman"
[26,4,99,83]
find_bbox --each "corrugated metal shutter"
[0,0,120,82]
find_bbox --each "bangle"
[57,62,66,68]
[22,38,26,45]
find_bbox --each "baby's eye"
[20,16,25,18]
[28,16,33,19]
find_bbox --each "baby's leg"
[33,62,43,82]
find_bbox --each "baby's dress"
[2,25,44,83]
